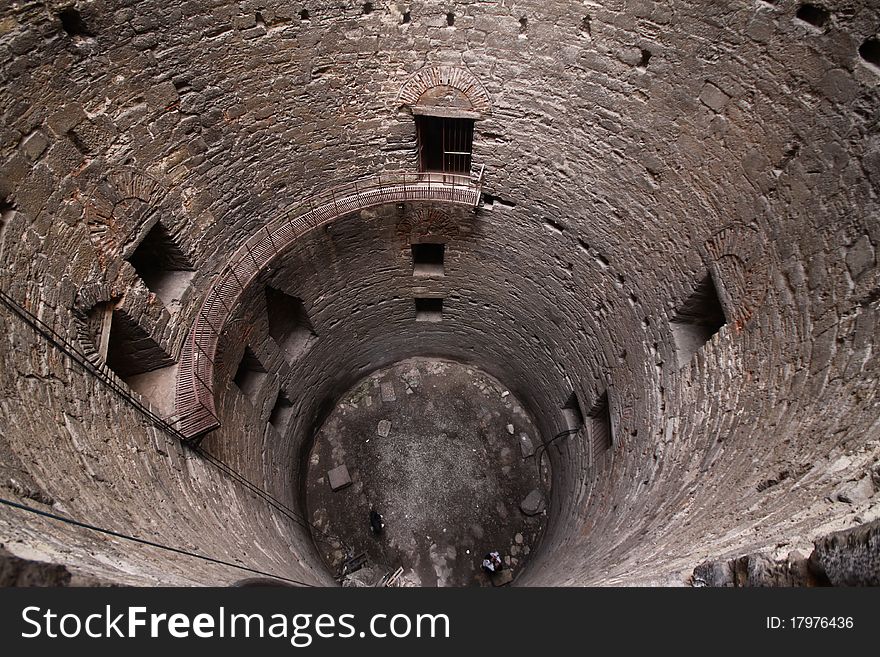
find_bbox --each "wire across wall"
[0,288,349,581]
[0,496,315,587]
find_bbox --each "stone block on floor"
[328,464,352,491]
[491,568,514,586]
[520,488,545,515]
[380,381,396,402]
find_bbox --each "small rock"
[845,235,875,281]
[380,381,396,402]
[491,569,514,587]
[501,391,509,398]
[520,489,546,516]
[811,519,880,586]
[835,476,876,504]
[377,420,392,437]
[699,82,729,112]
[327,464,352,491]
[692,559,735,587]
[515,533,523,544]
[506,424,514,434]
[829,455,854,473]
[519,433,535,458]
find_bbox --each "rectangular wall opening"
[265,286,318,363]
[105,308,174,380]
[588,391,613,456]
[81,302,177,414]
[415,297,443,322]
[234,346,268,402]
[671,273,727,367]
[411,242,445,277]
[127,221,194,313]
[562,391,584,432]
[269,391,295,434]
[416,115,474,174]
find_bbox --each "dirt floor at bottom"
[306,357,551,586]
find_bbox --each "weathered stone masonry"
[0,1,878,585]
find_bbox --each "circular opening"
[305,358,551,586]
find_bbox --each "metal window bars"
[175,168,485,440]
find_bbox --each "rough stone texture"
[692,550,824,587]
[811,518,880,586]
[0,548,72,587]
[693,519,880,587]
[0,547,110,586]
[0,0,877,585]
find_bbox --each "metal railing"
[175,168,485,439]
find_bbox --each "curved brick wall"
[0,0,878,585]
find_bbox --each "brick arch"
[397,65,492,115]
[73,280,176,385]
[82,168,167,258]
[73,282,124,317]
[396,207,460,243]
[174,173,483,440]
[702,224,773,329]
[72,283,124,364]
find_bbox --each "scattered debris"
[340,552,367,578]
[379,567,405,587]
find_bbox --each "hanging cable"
[535,427,581,487]
[188,444,352,553]
[0,289,351,554]
[0,288,193,444]
[0,496,315,587]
